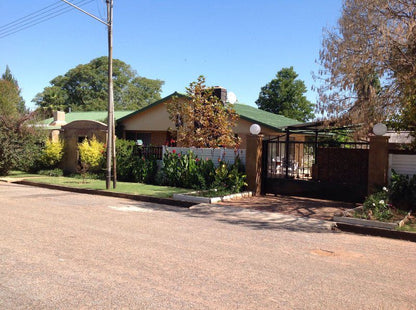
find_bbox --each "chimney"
[50,111,67,127]
[212,86,227,104]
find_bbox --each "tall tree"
[0,70,45,175]
[166,76,240,148]
[256,67,314,122]
[1,66,26,113]
[316,0,416,136]
[33,56,164,112]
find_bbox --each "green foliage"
[39,139,64,169]
[161,150,246,192]
[0,113,46,175]
[361,189,393,221]
[1,66,25,114]
[116,139,158,183]
[389,170,416,211]
[167,75,240,147]
[256,67,314,122]
[33,56,164,112]
[78,136,105,172]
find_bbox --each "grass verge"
[5,173,190,198]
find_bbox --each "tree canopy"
[316,0,416,136]
[1,66,25,114]
[166,76,240,148]
[33,56,164,112]
[256,67,314,122]
[0,67,45,175]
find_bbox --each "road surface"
[1,182,415,309]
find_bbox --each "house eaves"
[117,92,187,123]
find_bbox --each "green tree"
[166,76,240,148]
[1,66,25,114]
[33,56,164,112]
[256,67,314,122]
[0,69,45,175]
[0,112,46,175]
[316,0,416,138]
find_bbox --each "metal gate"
[262,137,369,202]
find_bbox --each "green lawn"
[5,173,190,198]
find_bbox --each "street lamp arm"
[60,0,109,26]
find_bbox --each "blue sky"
[0,0,342,111]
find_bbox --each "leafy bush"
[116,140,159,183]
[0,115,46,175]
[161,150,246,192]
[389,170,416,210]
[116,139,136,181]
[361,189,393,221]
[39,139,64,169]
[78,135,105,172]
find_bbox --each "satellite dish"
[227,91,237,104]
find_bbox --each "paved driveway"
[1,182,415,309]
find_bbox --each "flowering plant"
[361,187,393,221]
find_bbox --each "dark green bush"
[389,170,416,211]
[116,139,158,183]
[161,149,246,192]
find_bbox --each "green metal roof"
[232,103,301,131]
[41,110,135,126]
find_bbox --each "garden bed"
[334,205,414,231]
[173,190,253,204]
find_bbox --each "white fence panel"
[389,154,416,178]
[163,146,246,167]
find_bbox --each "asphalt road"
[1,182,415,309]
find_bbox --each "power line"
[0,0,95,39]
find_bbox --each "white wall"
[163,146,246,167]
[389,154,416,179]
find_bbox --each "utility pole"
[60,0,116,189]
[106,0,115,189]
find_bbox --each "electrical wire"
[0,0,96,39]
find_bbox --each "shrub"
[116,139,135,181]
[389,170,416,211]
[161,149,246,192]
[362,189,393,221]
[78,135,105,172]
[116,139,158,183]
[39,139,64,169]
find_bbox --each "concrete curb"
[335,222,416,242]
[15,180,196,208]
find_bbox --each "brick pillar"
[368,136,389,194]
[245,134,263,196]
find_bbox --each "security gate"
[262,137,369,202]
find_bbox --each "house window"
[125,131,152,145]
